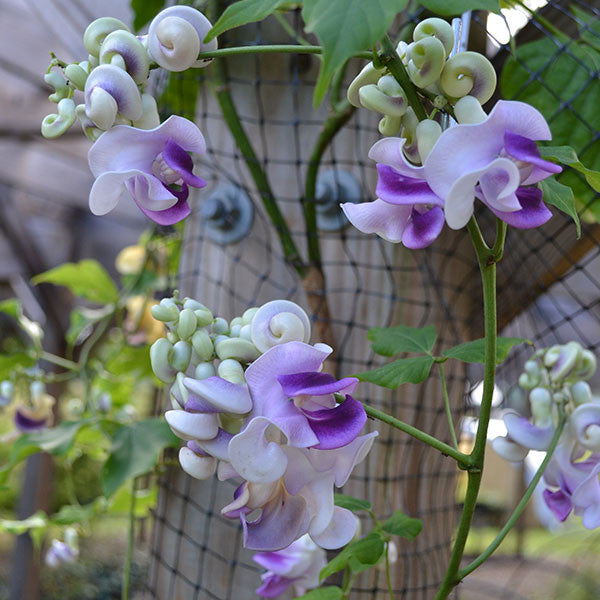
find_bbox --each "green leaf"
[320,533,385,581]
[131,0,165,31]
[0,352,36,380]
[205,0,289,42]
[32,259,119,305]
[0,421,87,483]
[50,503,96,525]
[159,72,199,121]
[381,510,422,540]
[0,298,22,320]
[334,493,372,512]
[355,356,434,389]
[66,305,112,347]
[296,587,343,600]
[368,325,437,357]
[442,337,529,365]
[108,484,158,518]
[302,0,405,106]
[541,146,600,193]
[101,418,178,497]
[418,0,500,16]
[501,37,600,221]
[105,344,153,379]
[539,178,581,238]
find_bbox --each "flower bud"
[177,308,198,340]
[492,436,528,462]
[406,37,446,89]
[191,329,214,362]
[518,359,541,389]
[416,119,442,162]
[547,342,580,382]
[179,445,217,480]
[529,387,552,425]
[378,115,402,137]
[440,52,497,104]
[230,323,242,337]
[183,298,205,311]
[133,93,160,130]
[99,30,150,84]
[212,317,229,335]
[571,380,593,406]
[83,17,129,57]
[242,307,259,325]
[150,338,177,383]
[240,324,252,341]
[194,362,216,380]
[574,350,597,381]
[358,83,407,118]
[147,6,217,72]
[151,298,180,322]
[251,300,311,354]
[215,338,260,363]
[41,98,77,139]
[454,95,487,124]
[44,71,69,103]
[347,62,384,108]
[170,372,188,409]
[413,18,454,57]
[64,63,89,91]
[170,340,192,372]
[218,359,246,384]
[194,307,214,327]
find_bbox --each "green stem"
[304,100,355,266]
[362,402,472,468]
[197,45,372,60]
[458,413,566,580]
[439,363,459,451]
[78,314,112,370]
[121,478,137,600]
[209,58,306,276]
[378,36,428,121]
[39,351,79,372]
[434,215,503,600]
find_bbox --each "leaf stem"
[121,477,137,600]
[439,363,459,451]
[361,402,472,468]
[304,100,355,266]
[208,58,306,276]
[458,412,566,580]
[378,36,428,121]
[196,44,372,60]
[434,216,504,600]
[39,351,79,372]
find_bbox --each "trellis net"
[146,2,600,599]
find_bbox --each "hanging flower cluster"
[41,7,214,224]
[150,297,377,551]
[343,18,561,248]
[493,342,600,528]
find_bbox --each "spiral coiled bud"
[406,37,446,89]
[147,6,217,72]
[413,18,454,57]
[41,98,77,139]
[83,17,129,57]
[250,300,311,353]
[440,52,497,104]
[99,30,150,84]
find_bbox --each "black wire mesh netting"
[146,2,600,599]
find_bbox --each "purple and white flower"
[253,534,326,598]
[87,115,207,224]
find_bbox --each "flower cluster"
[343,18,561,249]
[493,342,600,528]
[45,528,79,568]
[41,7,214,224]
[1,377,55,433]
[150,297,377,551]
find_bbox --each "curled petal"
[359,83,407,117]
[376,165,443,206]
[406,37,446,89]
[492,436,528,462]
[416,119,442,162]
[481,186,552,229]
[15,409,48,432]
[571,465,600,529]
[368,137,425,178]
[378,115,402,137]
[310,506,357,549]
[164,409,219,440]
[347,62,384,107]
[570,403,600,452]
[162,138,207,188]
[99,30,150,84]
[504,131,562,184]
[250,300,311,354]
[179,445,217,480]
[41,98,77,139]
[133,94,160,130]
[83,16,129,57]
[543,489,572,522]
[278,372,358,398]
[413,18,454,56]
[184,375,252,413]
[84,64,143,127]
[440,51,497,104]
[402,206,445,249]
[504,412,555,450]
[148,6,217,72]
[128,177,191,225]
[341,198,411,243]
[454,96,488,124]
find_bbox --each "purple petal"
[483,186,552,229]
[376,165,443,206]
[162,138,207,189]
[195,428,233,461]
[255,574,294,598]
[130,180,191,225]
[14,410,48,432]
[568,404,600,451]
[184,376,252,414]
[504,412,555,450]
[243,490,310,551]
[277,372,358,398]
[504,131,562,183]
[368,137,425,178]
[88,171,139,215]
[492,100,553,141]
[402,206,445,249]
[253,551,297,573]
[543,489,572,522]
[310,506,357,549]
[303,396,367,450]
[164,409,219,441]
[341,198,411,243]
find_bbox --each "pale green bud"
[83,17,130,57]
[133,93,160,130]
[413,18,454,57]
[347,62,384,108]
[359,84,407,118]
[212,317,229,335]
[191,329,213,362]
[151,298,180,322]
[571,380,593,406]
[64,63,89,90]
[167,332,178,344]
[529,387,552,425]
[150,338,176,383]
[183,298,205,311]
[218,359,245,384]
[194,362,216,380]
[242,307,259,325]
[177,309,198,340]
[230,324,242,337]
[230,317,244,328]
[170,340,192,372]
[406,37,446,89]
[194,308,214,327]
[240,324,252,342]
[378,115,402,137]
[44,71,69,103]
[216,338,260,363]
[440,51,497,104]
[574,350,597,381]
[41,98,76,139]
[454,96,487,124]
[416,119,442,162]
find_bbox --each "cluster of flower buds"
[347,18,496,158]
[151,297,377,552]
[42,6,216,141]
[45,528,79,568]
[1,376,55,433]
[493,342,600,529]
